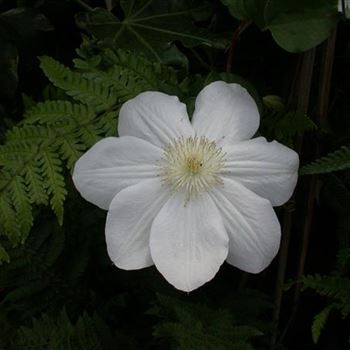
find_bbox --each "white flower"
[72,81,299,292]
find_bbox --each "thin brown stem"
[105,0,114,11]
[226,21,251,73]
[270,49,316,350]
[277,28,337,347]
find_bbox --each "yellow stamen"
[159,136,225,201]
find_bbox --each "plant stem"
[270,48,316,350]
[105,0,114,11]
[226,21,251,73]
[277,28,337,347]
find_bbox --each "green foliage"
[39,56,117,113]
[0,220,71,319]
[221,0,339,52]
[302,275,350,318]
[76,1,227,62]
[221,0,267,28]
[261,99,316,146]
[0,2,348,348]
[311,304,335,343]
[302,274,350,343]
[11,309,115,350]
[300,146,350,175]
[0,46,181,260]
[150,294,262,350]
[264,0,338,52]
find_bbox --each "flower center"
[159,136,225,201]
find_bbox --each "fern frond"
[300,146,350,175]
[23,161,49,205]
[0,193,21,245]
[12,310,116,350]
[76,48,180,98]
[0,103,113,245]
[0,48,180,256]
[311,304,335,343]
[302,275,350,317]
[56,133,86,170]
[39,56,117,112]
[39,149,67,225]
[151,294,262,350]
[9,176,33,240]
[24,100,95,126]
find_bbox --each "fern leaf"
[311,304,334,343]
[97,111,117,137]
[56,133,86,170]
[76,123,103,146]
[300,146,350,175]
[76,48,180,98]
[103,49,178,90]
[39,149,67,225]
[0,193,21,244]
[23,161,49,205]
[302,275,350,318]
[9,176,33,240]
[39,56,117,112]
[24,100,95,126]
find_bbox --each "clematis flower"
[72,81,299,292]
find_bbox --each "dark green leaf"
[76,1,227,62]
[264,0,339,52]
[221,0,268,27]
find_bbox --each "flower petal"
[210,179,281,273]
[192,81,260,145]
[150,192,228,292]
[222,137,299,206]
[73,136,162,210]
[106,179,169,270]
[118,91,193,148]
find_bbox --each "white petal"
[192,81,260,145]
[222,137,299,206]
[72,136,162,210]
[118,91,193,148]
[150,192,228,292]
[105,179,169,270]
[210,179,281,273]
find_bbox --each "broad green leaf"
[221,0,268,28]
[264,0,339,52]
[76,1,227,62]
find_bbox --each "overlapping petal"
[106,179,170,270]
[210,178,281,273]
[72,136,162,210]
[221,137,299,206]
[150,192,228,292]
[118,91,193,148]
[192,81,260,145]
